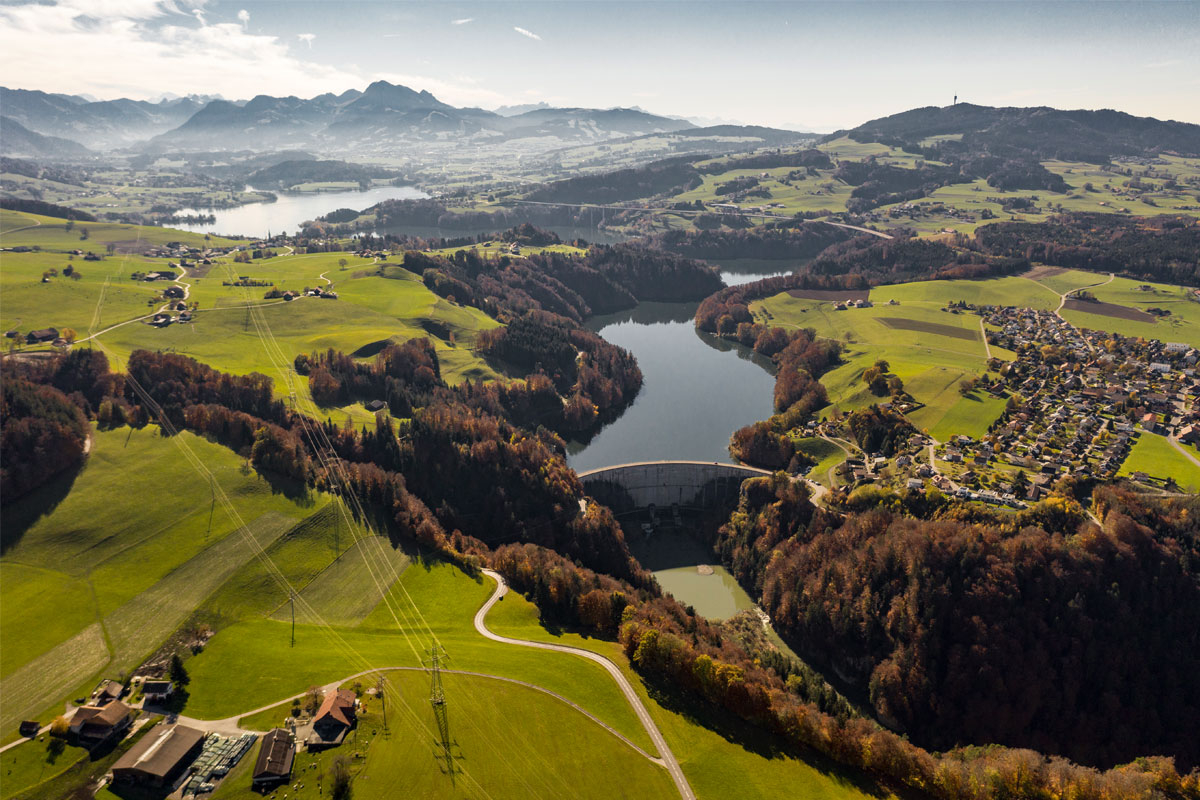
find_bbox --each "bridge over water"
[578,460,771,514]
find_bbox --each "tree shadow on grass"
[0,462,83,554]
[642,675,905,799]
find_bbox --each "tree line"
[719,474,1200,773]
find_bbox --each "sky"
[1,0,1198,131]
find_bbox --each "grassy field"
[180,562,658,757]
[485,591,895,800]
[425,240,587,259]
[795,437,847,486]
[0,210,241,249]
[1118,433,1200,491]
[755,279,1014,439]
[213,672,676,800]
[0,250,167,338]
[0,424,333,740]
[1057,275,1200,347]
[0,735,89,800]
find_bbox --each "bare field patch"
[1022,265,1067,281]
[876,317,981,340]
[1063,297,1157,322]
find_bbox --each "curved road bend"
[475,569,697,800]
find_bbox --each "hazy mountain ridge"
[0,116,92,158]
[0,87,204,150]
[832,102,1200,161]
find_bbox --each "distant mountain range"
[0,88,207,150]
[0,81,699,156]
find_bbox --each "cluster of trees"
[649,222,856,261]
[395,237,720,323]
[0,196,97,221]
[0,365,90,503]
[525,156,702,204]
[714,176,761,196]
[720,475,1200,772]
[695,149,832,174]
[312,198,593,236]
[834,158,973,213]
[974,213,1200,285]
[844,404,914,455]
[244,159,402,190]
[496,509,1200,800]
[806,234,1029,283]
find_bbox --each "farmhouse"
[307,689,356,749]
[365,399,387,413]
[25,327,58,344]
[70,701,131,744]
[111,724,205,788]
[252,728,295,787]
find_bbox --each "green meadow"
[1118,433,1200,492]
[485,593,896,800]
[212,672,676,800]
[754,278,1021,439]
[0,424,332,741]
[1057,276,1200,347]
[0,210,241,250]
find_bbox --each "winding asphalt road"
[475,569,696,800]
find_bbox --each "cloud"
[0,0,361,100]
[297,32,314,48]
[513,26,541,41]
[236,8,248,27]
[451,17,473,25]
[191,7,205,25]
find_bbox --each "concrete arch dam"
[577,460,771,514]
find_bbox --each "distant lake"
[708,257,805,286]
[169,184,428,239]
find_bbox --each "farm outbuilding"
[112,724,205,788]
[252,728,295,787]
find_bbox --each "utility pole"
[290,590,295,647]
[377,675,388,735]
[207,474,216,538]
